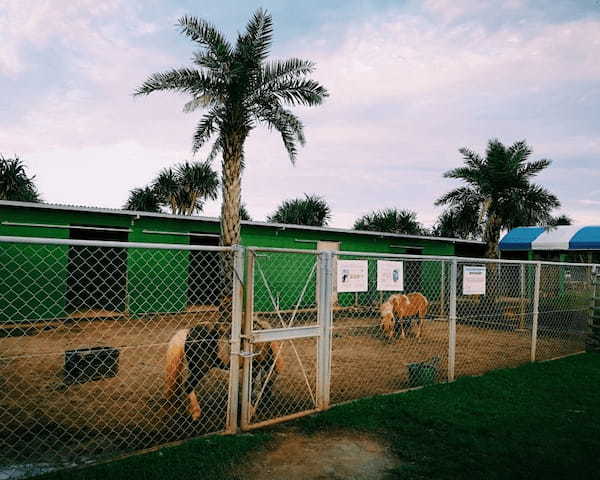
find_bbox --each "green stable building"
[0,200,485,323]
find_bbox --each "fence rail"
[1,238,597,478]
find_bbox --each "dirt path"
[236,430,401,480]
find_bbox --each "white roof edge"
[0,200,484,245]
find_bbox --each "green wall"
[0,204,461,322]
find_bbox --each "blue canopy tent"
[499,226,600,262]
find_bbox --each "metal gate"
[239,248,332,429]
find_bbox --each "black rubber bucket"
[64,346,119,384]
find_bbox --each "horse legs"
[187,391,201,420]
[416,309,425,338]
[183,361,208,420]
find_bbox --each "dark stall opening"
[188,233,222,307]
[66,226,129,314]
[404,247,423,293]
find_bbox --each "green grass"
[38,433,269,480]
[38,353,600,480]
[298,353,600,479]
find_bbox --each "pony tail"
[165,329,189,401]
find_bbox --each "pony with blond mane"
[380,292,429,339]
[165,313,283,420]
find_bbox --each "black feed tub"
[64,346,120,384]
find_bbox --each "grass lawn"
[39,353,600,480]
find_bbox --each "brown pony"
[165,317,283,420]
[380,292,429,339]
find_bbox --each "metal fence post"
[317,251,333,411]
[440,261,446,318]
[519,263,526,329]
[239,249,255,431]
[226,246,244,434]
[531,262,541,362]
[448,259,458,382]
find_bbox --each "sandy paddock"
[0,311,584,467]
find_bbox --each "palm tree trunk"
[483,214,502,259]
[220,134,243,247]
[216,134,243,324]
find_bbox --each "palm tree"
[267,194,331,227]
[353,208,425,235]
[436,139,561,258]
[124,186,162,212]
[152,161,219,215]
[173,161,219,215]
[547,214,572,227]
[134,9,328,246]
[240,203,251,221]
[153,168,179,214]
[433,206,481,240]
[0,156,41,202]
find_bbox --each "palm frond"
[261,58,315,83]
[207,135,223,163]
[258,103,305,163]
[134,68,218,96]
[264,78,328,107]
[435,186,481,207]
[240,8,273,62]
[192,109,221,152]
[178,15,232,61]
[518,158,552,178]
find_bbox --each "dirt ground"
[0,311,584,470]
[236,430,400,480]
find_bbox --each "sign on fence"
[337,260,368,292]
[463,266,486,295]
[376,260,404,291]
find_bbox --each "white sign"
[463,266,486,295]
[337,260,368,292]
[377,260,404,291]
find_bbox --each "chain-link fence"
[330,253,450,404]
[0,236,242,478]
[2,237,598,477]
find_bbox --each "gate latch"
[239,351,260,358]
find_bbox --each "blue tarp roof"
[500,226,600,251]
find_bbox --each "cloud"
[1,1,599,230]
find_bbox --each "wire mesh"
[454,261,535,377]
[330,254,450,404]
[0,239,236,478]
[535,263,593,360]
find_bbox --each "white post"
[240,250,255,430]
[531,262,541,362]
[317,251,333,410]
[226,246,244,434]
[448,259,458,382]
[440,261,446,318]
[519,263,526,329]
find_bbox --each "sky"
[1,0,599,228]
